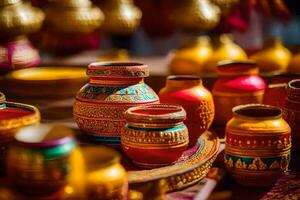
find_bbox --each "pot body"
[159,76,214,146]
[0,37,40,73]
[225,105,291,186]
[74,62,159,145]
[0,99,40,175]
[283,80,300,152]
[212,61,266,126]
[263,83,287,108]
[7,125,77,196]
[121,104,189,168]
[168,36,213,75]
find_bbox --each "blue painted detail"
[86,135,121,145]
[225,153,282,165]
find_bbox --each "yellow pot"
[225,104,291,186]
[169,36,213,75]
[288,52,300,73]
[203,34,248,73]
[250,38,291,74]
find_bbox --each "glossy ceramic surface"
[225,104,291,186]
[7,124,76,195]
[122,104,189,168]
[74,62,159,145]
[283,79,300,152]
[159,75,214,146]
[128,131,219,192]
[263,83,287,108]
[212,61,266,126]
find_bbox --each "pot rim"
[14,124,75,148]
[0,101,40,131]
[87,61,149,78]
[288,79,300,90]
[232,104,282,120]
[125,104,186,125]
[217,60,258,76]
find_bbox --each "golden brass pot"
[170,0,220,31]
[250,38,291,74]
[98,0,142,35]
[168,36,213,75]
[225,104,291,186]
[0,0,44,38]
[203,34,247,73]
[43,0,104,35]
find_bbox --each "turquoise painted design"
[225,153,285,166]
[79,82,158,102]
[126,124,187,132]
[15,141,76,160]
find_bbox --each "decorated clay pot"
[0,37,40,73]
[168,36,213,75]
[121,104,189,168]
[250,38,291,74]
[0,92,40,174]
[225,104,291,186]
[159,75,214,146]
[212,61,266,126]
[74,62,159,145]
[7,124,77,195]
[283,79,300,152]
[263,83,287,109]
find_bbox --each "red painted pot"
[212,61,266,126]
[283,79,300,152]
[0,37,40,73]
[121,104,189,168]
[74,62,159,145]
[159,75,214,146]
[263,83,287,108]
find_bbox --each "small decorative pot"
[121,104,189,168]
[74,62,159,145]
[82,146,128,200]
[283,79,300,152]
[212,61,266,126]
[225,104,291,187]
[7,124,77,196]
[0,92,40,174]
[159,75,214,146]
[263,83,287,108]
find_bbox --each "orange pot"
[159,75,214,146]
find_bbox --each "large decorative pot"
[225,104,291,187]
[159,75,214,146]
[212,61,266,126]
[168,36,213,75]
[121,104,189,168]
[0,92,40,174]
[283,79,300,152]
[7,124,77,196]
[74,62,159,145]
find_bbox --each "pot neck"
[287,79,300,101]
[166,77,202,88]
[89,77,144,86]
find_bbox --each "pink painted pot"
[0,37,40,73]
